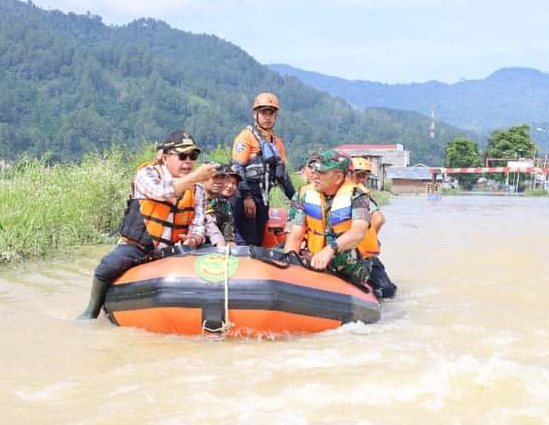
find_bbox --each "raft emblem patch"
[194,254,239,283]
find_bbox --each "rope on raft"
[201,245,233,336]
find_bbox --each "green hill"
[0,0,477,165]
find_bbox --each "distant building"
[335,143,410,190]
[386,165,441,195]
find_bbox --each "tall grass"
[0,149,134,263]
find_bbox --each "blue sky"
[32,0,549,84]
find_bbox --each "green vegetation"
[1,0,473,166]
[524,188,548,196]
[482,124,539,191]
[0,149,137,263]
[440,187,459,196]
[444,137,482,189]
[483,124,537,164]
[444,125,537,170]
[370,190,391,206]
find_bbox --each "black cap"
[161,130,201,154]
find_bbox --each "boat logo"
[194,254,239,283]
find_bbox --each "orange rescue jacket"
[231,126,288,165]
[120,163,196,251]
[302,183,379,257]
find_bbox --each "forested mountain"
[0,0,476,165]
[268,64,549,142]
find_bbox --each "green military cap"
[314,150,350,173]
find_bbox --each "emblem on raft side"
[194,254,239,283]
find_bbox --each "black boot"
[370,257,398,299]
[76,277,109,320]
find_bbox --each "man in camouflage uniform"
[203,166,234,247]
[284,150,375,294]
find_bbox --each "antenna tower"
[429,110,435,139]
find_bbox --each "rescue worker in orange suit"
[351,157,397,298]
[77,130,218,319]
[231,92,295,246]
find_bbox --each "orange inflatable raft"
[104,246,381,337]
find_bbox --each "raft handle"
[249,245,291,269]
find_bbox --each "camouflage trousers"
[328,249,372,288]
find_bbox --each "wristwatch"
[328,241,339,254]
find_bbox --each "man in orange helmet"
[351,157,372,187]
[231,92,295,246]
[350,156,397,298]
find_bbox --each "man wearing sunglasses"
[77,130,218,320]
[231,92,295,246]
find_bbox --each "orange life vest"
[138,191,195,246]
[302,183,379,257]
[231,126,288,165]
[120,164,196,250]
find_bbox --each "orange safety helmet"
[253,92,280,111]
[352,157,372,172]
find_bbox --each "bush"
[0,149,133,263]
[524,188,548,196]
[440,187,460,195]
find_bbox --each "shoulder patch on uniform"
[352,186,366,199]
[235,142,245,153]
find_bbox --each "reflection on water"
[2,196,549,425]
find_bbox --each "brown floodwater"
[1,195,548,425]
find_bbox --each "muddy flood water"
[1,195,548,425]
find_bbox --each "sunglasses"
[169,151,199,161]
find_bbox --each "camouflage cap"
[162,130,201,154]
[223,164,242,181]
[305,150,322,167]
[314,150,350,173]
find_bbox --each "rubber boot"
[76,277,109,320]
